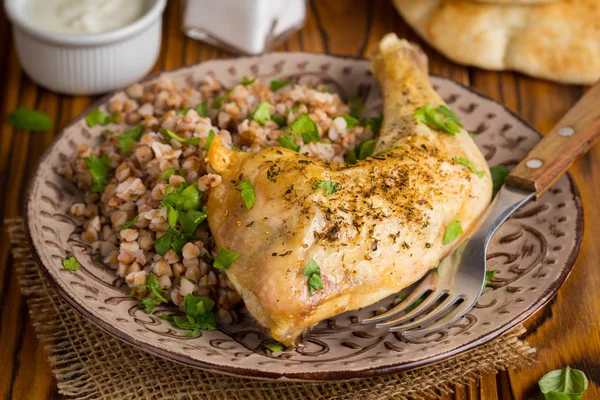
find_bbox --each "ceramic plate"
[25,53,583,381]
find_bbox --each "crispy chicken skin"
[207,34,492,347]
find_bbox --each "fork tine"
[387,295,462,332]
[401,297,474,336]
[361,272,436,325]
[375,289,447,329]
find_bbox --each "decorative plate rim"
[24,52,585,381]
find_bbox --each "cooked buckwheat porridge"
[59,75,381,335]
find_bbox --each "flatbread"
[392,0,600,84]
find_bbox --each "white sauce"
[27,0,146,34]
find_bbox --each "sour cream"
[27,0,146,35]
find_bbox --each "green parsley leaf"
[160,129,201,146]
[170,236,187,254]
[251,101,271,125]
[271,79,291,91]
[162,168,175,181]
[84,154,110,193]
[146,274,168,303]
[271,115,287,127]
[119,215,139,232]
[62,256,80,271]
[345,149,357,164]
[414,103,462,135]
[204,130,216,151]
[320,85,330,93]
[141,297,157,313]
[490,165,510,195]
[117,125,143,154]
[213,248,239,270]
[338,115,358,128]
[154,232,173,256]
[348,95,364,117]
[313,180,340,195]
[443,220,463,245]
[241,76,256,86]
[166,293,217,334]
[287,104,303,114]
[178,209,207,235]
[264,341,285,353]
[539,366,588,400]
[405,294,426,313]
[212,91,231,109]
[290,114,319,143]
[484,270,497,287]
[238,180,256,209]
[175,108,190,116]
[278,135,300,152]
[196,102,208,117]
[163,183,202,212]
[85,108,117,127]
[453,156,485,178]
[303,259,324,296]
[8,107,53,132]
[345,138,377,164]
[361,116,383,133]
[162,202,178,227]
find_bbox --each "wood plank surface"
[0,1,598,399]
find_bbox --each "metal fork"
[363,79,600,335]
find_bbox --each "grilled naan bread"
[207,34,492,346]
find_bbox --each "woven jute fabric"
[6,218,536,400]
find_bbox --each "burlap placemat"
[6,218,536,400]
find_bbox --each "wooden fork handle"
[505,81,600,196]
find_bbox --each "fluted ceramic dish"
[25,53,583,381]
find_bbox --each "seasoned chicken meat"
[207,33,493,346]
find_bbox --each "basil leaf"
[85,108,117,127]
[338,115,358,128]
[361,116,383,133]
[271,115,286,127]
[154,232,172,256]
[290,114,319,144]
[62,256,80,271]
[141,297,157,313]
[119,215,139,232]
[204,130,216,151]
[162,168,175,181]
[196,102,208,117]
[8,107,53,132]
[117,125,143,154]
[178,209,207,235]
[84,154,110,193]
[484,270,497,287]
[160,129,201,146]
[241,76,256,86]
[251,101,271,125]
[414,103,462,135]
[264,341,285,353]
[348,95,364,117]
[539,366,588,400]
[303,259,324,296]
[313,180,340,195]
[278,135,300,152]
[490,165,510,195]
[443,220,463,245]
[238,180,256,210]
[453,156,485,178]
[213,248,239,270]
[270,79,291,91]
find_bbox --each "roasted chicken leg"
[207,34,492,347]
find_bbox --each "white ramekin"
[4,0,167,95]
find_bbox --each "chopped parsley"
[117,125,143,154]
[289,114,319,143]
[175,108,190,116]
[119,215,139,232]
[453,156,485,178]
[338,114,358,128]
[84,154,110,193]
[178,208,208,235]
[443,220,463,245]
[278,135,300,152]
[8,107,53,131]
[241,76,256,86]
[140,297,158,313]
[160,129,201,146]
[154,232,173,256]
[264,342,285,353]
[162,294,217,335]
[313,180,340,195]
[212,91,231,109]
[414,103,463,135]
[62,256,80,271]
[85,108,117,127]
[204,130,216,151]
[348,95,364,117]
[196,102,208,117]
[162,168,175,181]
[271,114,286,127]
[238,180,256,210]
[213,248,239,270]
[131,274,168,313]
[490,165,510,195]
[251,101,271,125]
[484,270,497,287]
[361,116,383,133]
[163,183,202,212]
[345,138,377,164]
[303,259,324,296]
[270,79,291,91]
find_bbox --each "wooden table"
[0,1,598,399]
